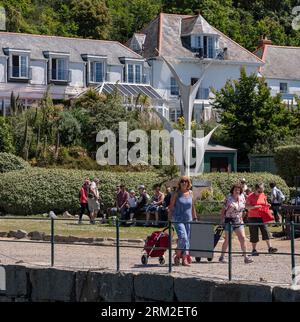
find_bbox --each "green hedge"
[0,168,161,215]
[0,153,30,173]
[0,168,289,216]
[274,145,300,186]
[194,172,290,201]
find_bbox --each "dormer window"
[90,61,104,83]
[81,54,107,85]
[119,57,144,84]
[3,48,31,81]
[191,35,217,58]
[127,63,142,83]
[12,55,29,78]
[43,51,70,84]
[51,58,68,81]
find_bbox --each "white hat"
[138,185,145,190]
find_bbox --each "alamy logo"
[292,6,300,31]
[96,122,208,176]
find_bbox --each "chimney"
[258,35,272,48]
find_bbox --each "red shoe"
[186,255,192,264]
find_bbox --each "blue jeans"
[173,220,191,256]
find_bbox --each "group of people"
[78,179,173,226]
[169,176,285,267]
[78,176,285,268]
[109,184,173,226]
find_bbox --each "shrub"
[194,172,290,201]
[0,117,14,153]
[0,168,161,215]
[274,145,300,186]
[0,153,30,173]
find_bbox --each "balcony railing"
[49,69,71,83]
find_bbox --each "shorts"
[146,204,160,213]
[224,217,244,232]
[248,217,270,243]
[88,198,100,212]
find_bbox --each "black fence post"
[116,218,120,272]
[228,222,232,281]
[291,221,296,281]
[51,217,55,267]
[168,220,172,274]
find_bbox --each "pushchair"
[141,227,173,265]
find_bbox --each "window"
[127,64,142,83]
[90,61,103,83]
[135,65,141,83]
[169,109,177,122]
[210,157,229,173]
[128,64,134,83]
[170,77,179,96]
[11,55,28,78]
[280,83,288,94]
[192,35,216,58]
[51,58,68,81]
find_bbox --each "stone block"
[174,276,215,302]
[273,286,300,302]
[30,267,75,302]
[76,271,134,302]
[211,281,272,302]
[134,273,174,302]
[5,265,28,298]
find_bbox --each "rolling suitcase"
[190,224,224,263]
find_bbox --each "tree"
[0,117,14,153]
[70,0,111,39]
[107,0,161,42]
[212,67,293,161]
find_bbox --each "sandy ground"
[0,237,299,286]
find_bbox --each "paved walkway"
[0,238,299,285]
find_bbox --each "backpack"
[276,188,285,203]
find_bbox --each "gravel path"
[0,237,299,286]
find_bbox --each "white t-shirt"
[128,196,137,208]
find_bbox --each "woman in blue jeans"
[168,176,197,266]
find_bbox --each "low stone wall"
[0,264,299,302]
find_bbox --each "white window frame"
[51,57,69,81]
[10,54,29,79]
[89,60,104,83]
[126,63,142,84]
[192,35,217,58]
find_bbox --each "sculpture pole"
[161,56,217,177]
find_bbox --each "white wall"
[69,62,85,87]
[152,59,259,100]
[266,78,300,97]
[30,59,46,85]
[107,65,123,82]
[0,57,6,83]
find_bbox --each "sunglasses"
[180,180,189,184]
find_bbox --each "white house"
[127,13,264,122]
[254,37,300,106]
[0,32,165,116]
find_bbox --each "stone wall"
[0,264,299,302]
